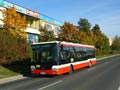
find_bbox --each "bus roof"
[32,41,95,48]
[32,41,60,45]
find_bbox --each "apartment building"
[0,0,63,43]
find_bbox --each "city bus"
[30,41,96,75]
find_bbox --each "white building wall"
[25,27,40,34]
[40,20,60,36]
[0,7,4,25]
[0,6,40,35]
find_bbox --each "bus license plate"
[40,72,46,75]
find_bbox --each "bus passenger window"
[60,51,68,64]
[75,51,82,60]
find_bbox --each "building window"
[55,26,60,35]
[44,23,52,31]
[27,33,38,43]
[26,16,39,29]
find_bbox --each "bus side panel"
[32,66,70,75]
[73,62,89,70]
[31,59,96,75]
[91,59,96,65]
[57,66,70,75]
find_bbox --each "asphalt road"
[0,55,120,90]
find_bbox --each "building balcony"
[25,27,40,34]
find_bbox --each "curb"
[97,54,120,61]
[0,75,27,84]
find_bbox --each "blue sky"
[7,0,120,38]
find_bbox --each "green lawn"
[0,65,20,79]
[0,60,31,79]
[96,54,113,59]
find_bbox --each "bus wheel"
[89,61,92,68]
[68,65,73,74]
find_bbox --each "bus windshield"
[31,43,58,64]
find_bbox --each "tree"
[77,18,91,32]
[92,24,101,35]
[111,36,120,53]
[76,30,87,44]
[0,7,28,64]
[95,34,109,50]
[0,29,28,64]
[58,22,78,42]
[92,24,102,47]
[91,24,110,55]
[1,7,27,38]
[86,30,96,45]
[39,27,56,42]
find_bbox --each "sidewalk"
[97,54,120,60]
[0,75,27,84]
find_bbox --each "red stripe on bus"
[57,66,70,75]
[73,62,89,70]
[60,44,94,48]
[32,69,56,75]
[91,60,96,65]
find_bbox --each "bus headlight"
[30,65,35,71]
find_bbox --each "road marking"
[36,80,63,90]
[104,62,109,64]
[118,86,120,90]
[88,67,96,71]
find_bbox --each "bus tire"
[68,65,73,74]
[88,61,92,68]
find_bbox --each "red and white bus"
[30,41,96,75]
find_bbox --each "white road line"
[104,62,109,64]
[88,67,96,71]
[36,80,63,90]
[118,86,120,90]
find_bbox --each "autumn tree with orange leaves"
[58,22,78,43]
[0,7,28,64]
[58,19,110,56]
[1,7,27,37]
